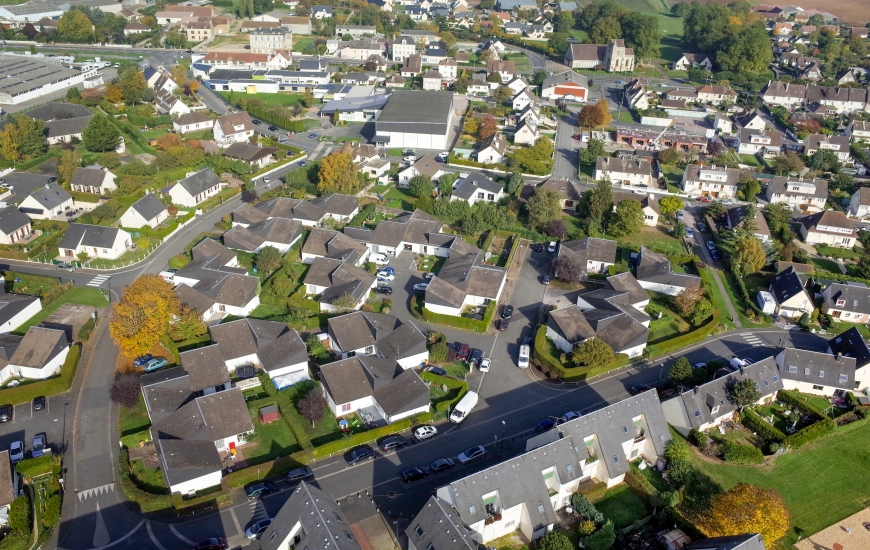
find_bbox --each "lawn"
[569,29,588,42]
[684,421,870,548]
[698,267,736,330]
[120,394,151,438]
[810,257,841,274]
[12,287,110,336]
[384,187,417,210]
[721,270,772,328]
[292,38,316,52]
[815,244,862,260]
[131,459,166,493]
[826,321,870,338]
[370,183,392,194]
[442,361,469,380]
[595,484,649,529]
[647,291,691,343]
[610,226,685,255]
[216,91,306,107]
[5,271,60,297]
[739,154,761,167]
[244,397,302,463]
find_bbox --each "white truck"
[449,391,479,424]
[518,344,530,368]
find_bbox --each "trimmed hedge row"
[778,389,827,418]
[644,312,721,358]
[15,455,61,478]
[625,465,680,507]
[722,441,764,464]
[117,449,173,513]
[447,153,507,172]
[741,407,786,443]
[419,371,468,413]
[787,417,836,448]
[420,299,497,333]
[39,282,73,308]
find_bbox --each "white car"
[458,445,486,464]
[413,425,438,441]
[437,152,449,159]
[403,155,417,162]
[263,176,270,184]
[9,441,23,463]
[371,253,390,266]
[676,211,684,221]
[376,276,393,285]
[413,283,429,291]
[685,227,694,239]
[547,241,557,253]
[376,271,395,281]
[478,358,491,372]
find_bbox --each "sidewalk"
[709,267,743,329]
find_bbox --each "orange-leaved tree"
[701,483,790,547]
[109,275,180,359]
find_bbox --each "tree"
[609,199,644,237]
[506,172,523,195]
[109,275,179,359]
[463,116,480,136]
[730,235,765,277]
[255,246,282,275]
[118,67,146,104]
[727,378,762,410]
[578,102,608,127]
[763,202,793,239]
[58,9,93,42]
[544,219,568,240]
[809,148,841,173]
[0,115,46,162]
[739,180,761,200]
[691,298,713,325]
[583,178,612,223]
[155,133,183,151]
[57,149,81,186]
[306,333,330,362]
[658,147,680,165]
[533,70,548,85]
[296,388,327,427]
[169,306,208,341]
[579,138,605,165]
[669,357,693,385]
[492,86,512,104]
[673,221,687,238]
[621,12,660,59]
[104,83,123,104]
[572,338,614,366]
[552,255,586,283]
[583,520,616,550]
[702,484,789,547]
[67,87,81,101]
[318,152,358,194]
[716,24,773,74]
[526,188,562,230]
[771,151,805,175]
[479,116,498,139]
[555,11,574,33]
[21,22,37,40]
[672,286,705,318]
[109,375,141,408]
[486,71,502,84]
[547,33,569,56]
[536,531,574,550]
[171,64,187,87]
[408,174,434,199]
[658,196,683,220]
[82,113,121,152]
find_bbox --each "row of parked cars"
[399,444,488,484]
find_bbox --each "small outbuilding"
[258,404,280,424]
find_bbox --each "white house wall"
[16,346,69,381]
[383,402,429,424]
[546,326,573,354]
[224,353,260,370]
[268,362,310,380]
[425,302,462,316]
[661,397,692,436]
[168,470,222,495]
[637,280,684,296]
[0,300,41,334]
[396,351,429,369]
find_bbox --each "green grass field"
[216,91,306,107]
[595,485,649,529]
[610,226,685,255]
[13,287,109,336]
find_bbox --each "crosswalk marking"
[77,483,114,501]
[87,275,110,287]
[740,333,764,347]
[250,499,268,523]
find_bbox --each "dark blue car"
[132,354,153,367]
[535,418,556,433]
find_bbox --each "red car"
[194,538,227,550]
[456,343,470,361]
[698,196,711,203]
[571,134,580,140]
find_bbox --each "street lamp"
[500,421,505,453]
[392,520,398,543]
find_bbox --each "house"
[375,91,454,150]
[512,88,535,111]
[259,482,363,550]
[762,81,870,113]
[336,24,377,38]
[197,51,290,71]
[764,176,827,213]
[398,155,452,185]
[535,179,582,212]
[799,210,857,247]
[673,53,712,71]
[326,312,428,369]
[44,116,91,145]
[513,118,540,146]
[249,27,293,54]
[385,74,405,88]
[726,205,770,241]
[504,76,528,96]
[564,40,635,72]
[434,392,669,544]
[438,58,458,81]
[422,70,443,91]
[343,209,452,258]
[767,266,814,318]
[612,192,659,227]
[172,113,214,135]
[233,195,358,227]
[119,193,169,229]
[849,187,870,219]
[0,327,68,384]
[319,356,429,422]
[155,89,191,117]
[540,70,589,101]
[681,164,740,199]
[847,120,870,143]
[302,242,375,312]
[737,128,782,156]
[828,327,870,391]
[822,282,870,324]
[311,5,333,18]
[69,167,116,195]
[400,54,422,77]
[337,39,384,61]
[223,217,302,254]
[556,237,617,278]
[0,289,40,334]
[696,85,737,105]
[486,59,514,82]
[336,142,379,164]
[450,173,504,206]
[634,247,701,296]
[213,112,255,145]
[0,206,31,245]
[405,496,480,550]
[733,110,768,132]
[168,170,222,208]
[477,133,507,165]
[624,79,649,110]
[774,348,856,397]
[57,224,131,261]
[18,184,74,220]
[466,79,490,96]
[593,157,654,188]
[222,143,276,170]
[804,134,851,163]
[301,228,369,265]
[663,357,782,436]
[209,319,309,389]
[423,238,508,317]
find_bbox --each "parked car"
[572,134,580,140]
[245,483,277,501]
[252,120,262,125]
[245,519,273,540]
[557,411,581,425]
[56,263,75,272]
[457,445,486,464]
[378,435,407,452]
[376,276,393,285]
[47,177,57,184]
[346,446,375,464]
[424,366,446,376]
[378,267,395,276]
[132,354,153,367]
[193,538,227,550]
[693,363,707,369]
[286,467,313,483]
[542,275,551,285]
[535,418,556,433]
[429,457,454,473]
[372,286,393,295]
[32,396,45,411]
[308,133,318,139]
[710,249,721,260]
[497,319,509,331]
[706,241,716,251]
[413,283,429,291]
[502,305,514,319]
[685,227,694,239]
[437,152,449,159]
[422,272,435,280]
[142,357,168,373]
[376,272,395,281]
[413,425,438,441]
[401,467,429,483]
[403,155,417,162]
[468,348,483,367]
[299,161,307,166]
[531,243,544,252]
[370,253,390,265]
[478,358,491,372]
[547,241,557,253]
[9,441,23,463]
[32,434,46,458]
[263,176,270,184]
[456,344,470,361]
[0,405,11,423]
[630,384,652,396]
[697,222,708,232]
[676,211,684,221]
[698,196,710,203]
[268,125,278,132]
[721,199,733,206]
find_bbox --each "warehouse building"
[374,90,454,150]
[0,55,88,105]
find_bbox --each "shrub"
[8,495,30,533]
[583,520,616,550]
[168,253,190,270]
[271,277,294,298]
[43,494,61,528]
[570,493,604,525]
[77,317,96,342]
[786,418,836,448]
[16,455,61,478]
[429,341,447,363]
[110,375,142,408]
[768,442,781,453]
[577,519,596,536]
[723,441,764,464]
[741,407,787,443]
[689,428,708,447]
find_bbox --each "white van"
[449,391,479,423]
[370,253,390,266]
[518,344,530,368]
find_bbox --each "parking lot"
[0,393,72,462]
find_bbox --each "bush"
[570,493,604,525]
[7,495,30,533]
[583,520,616,550]
[768,442,781,453]
[42,494,61,528]
[723,441,764,464]
[110,375,142,408]
[77,317,96,342]
[644,312,721,358]
[786,418,836,448]
[428,341,448,363]
[689,428,708,447]
[420,299,497,333]
[117,449,173,513]
[16,455,60,478]
[741,407,787,443]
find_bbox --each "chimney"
[836,352,841,361]
[693,386,699,395]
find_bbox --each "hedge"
[0,344,80,406]
[532,325,629,381]
[787,417,836,448]
[741,407,786,443]
[722,441,764,464]
[419,371,468,413]
[261,376,313,450]
[625,465,675,507]
[77,317,96,342]
[245,105,309,133]
[347,202,376,227]
[644,312,721,358]
[420,299,497,333]
[40,282,74,309]
[447,153,507,172]
[127,114,172,127]
[777,389,827,418]
[15,455,61,478]
[117,449,173,513]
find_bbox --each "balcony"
[633,428,646,443]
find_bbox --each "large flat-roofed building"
[0,55,86,105]
[0,3,63,23]
[374,90,454,150]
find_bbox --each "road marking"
[169,525,196,546]
[59,518,145,550]
[77,483,115,501]
[93,501,110,547]
[146,522,167,550]
[250,500,268,523]
[229,507,243,535]
[87,275,110,287]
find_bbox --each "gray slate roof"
[319,355,399,405]
[179,344,230,391]
[58,224,125,250]
[777,347,856,389]
[327,311,400,353]
[156,439,223,487]
[222,217,302,252]
[177,169,221,197]
[372,368,430,416]
[210,319,308,373]
[260,482,362,550]
[451,173,502,200]
[0,292,39,328]
[127,193,168,223]
[8,327,67,369]
[558,237,617,266]
[45,117,90,139]
[406,496,481,550]
[769,266,810,307]
[26,102,92,122]
[827,327,870,368]
[636,247,701,289]
[825,282,870,314]
[25,183,72,211]
[0,206,31,235]
[151,387,253,443]
[684,534,766,550]
[376,90,454,136]
[425,239,506,308]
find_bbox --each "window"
[537,504,545,513]
[788,365,797,373]
[839,374,849,383]
[805,368,811,375]
[269,532,276,541]
[819,370,825,378]
[755,383,760,390]
[812,384,824,390]
[773,376,779,382]
[342,403,351,412]
[414,524,424,537]
[468,505,476,514]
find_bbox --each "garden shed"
[258,405,279,425]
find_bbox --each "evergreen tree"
[82,114,121,152]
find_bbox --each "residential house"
[326,312,428,369]
[673,53,712,71]
[422,70,443,91]
[343,209,452,258]
[486,59,515,82]
[119,193,169,229]
[696,85,737,105]
[564,40,635,72]
[775,348,856,397]
[828,327,870,391]
[0,206,31,245]
[213,112,255,145]
[612,192,659,227]
[438,58,458,81]
[726,205,771,242]
[300,227,369,265]
[765,176,828,213]
[57,224,131,261]
[593,157,654,188]
[124,22,150,35]
[405,496,481,550]
[762,81,870,113]
[423,238,508,317]
[767,266,814,318]
[209,319,310,389]
[259,482,363,550]
[336,142,379,164]
[311,5,333,18]
[400,54,422,78]
[624,79,649,110]
[450,173,504,206]
[477,133,507,165]
[0,290,40,335]
[197,51,290,71]
[249,27,293,54]
[512,89,535,111]
[222,143,276,170]
[434,392,669,544]
[172,112,214,135]
[799,210,857,247]
[822,282,870,324]
[733,110,768,132]
[535,178,582,211]
[168,170,222,208]
[69,166,116,195]
[681,164,741,199]
[635,246,701,296]
[663,357,782,436]
[513,118,540,145]
[466,79,489,96]
[737,128,782,157]
[18,184,74,220]
[319,356,430,422]
[385,74,406,88]
[223,217,302,254]
[233,195,358,228]
[503,76,528,96]
[556,237,617,277]
[0,327,68,384]
[540,70,588,101]
[804,134,851,163]
[338,40,384,61]
[847,120,870,143]
[849,187,870,219]
[302,239,375,312]
[155,89,191,117]
[336,24,377,38]
[398,155,452,185]
[44,116,90,145]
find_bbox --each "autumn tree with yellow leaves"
[109,275,180,359]
[317,152,358,195]
[700,483,789,547]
